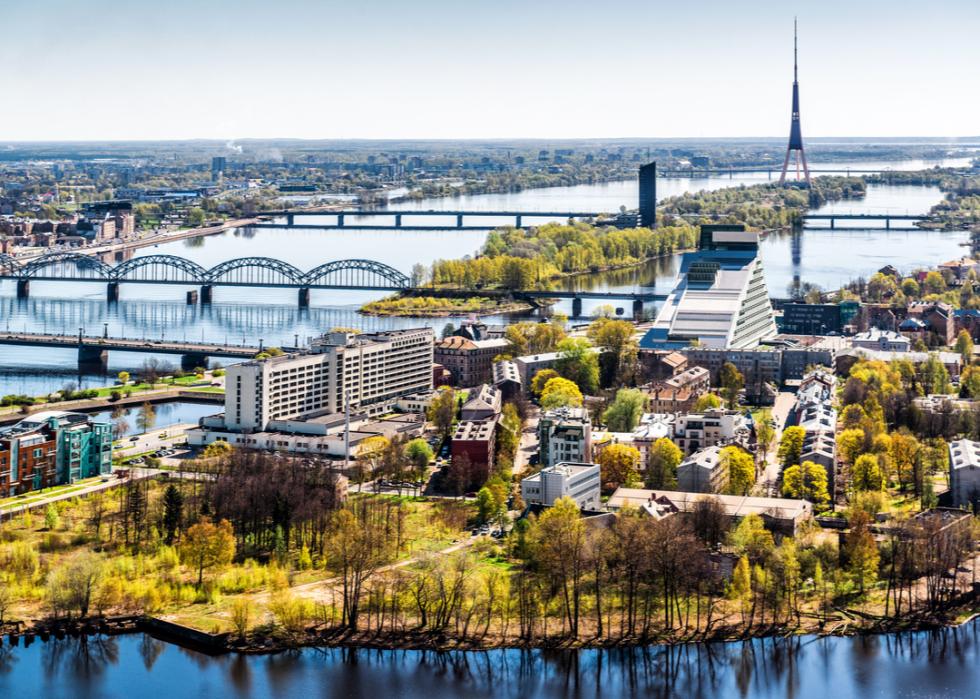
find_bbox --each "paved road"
[759,391,797,496]
[514,410,540,475]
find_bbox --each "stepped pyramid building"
[640,226,777,350]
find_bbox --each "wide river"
[1,622,978,698]
[0,156,973,396]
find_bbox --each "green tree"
[645,437,682,489]
[719,362,745,410]
[530,497,587,636]
[554,337,599,394]
[777,426,806,469]
[540,376,584,409]
[162,484,184,545]
[530,369,560,398]
[852,453,884,491]
[404,438,434,482]
[117,370,130,385]
[729,513,774,564]
[955,329,974,362]
[920,353,950,395]
[476,487,496,523]
[781,460,830,506]
[731,555,752,623]
[693,393,722,411]
[44,503,60,531]
[427,387,457,440]
[602,388,645,432]
[959,366,980,399]
[721,446,755,495]
[845,510,879,594]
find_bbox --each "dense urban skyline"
[2,0,978,141]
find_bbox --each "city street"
[759,391,797,496]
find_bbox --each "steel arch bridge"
[0,253,411,290]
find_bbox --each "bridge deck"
[0,331,260,357]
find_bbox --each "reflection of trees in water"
[138,634,165,672]
[0,643,18,675]
[41,636,119,683]
[227,653,252,694]
[554,256,679,293]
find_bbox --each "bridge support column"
[515,215,522,228]
[830,218,835,230]
[200,285,213,305]
[572,297,583,318]
[186,289,198,304]
[16,280,29,299]
[633,299,644,319]
[456,214,463,228]
[106,282,120,303]
[78,346,108,370]
[886,218,890,230]
[337,214,345,227]
[298,287,310,307]
[395,214,402,228]
[181,353,209,371]
[287,213,294,226]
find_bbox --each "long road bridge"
[0,330,269,370]
[257,209,605,230]
[0,252,662,317]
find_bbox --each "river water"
[0,622,977,698]
[0,156,972,396]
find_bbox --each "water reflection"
[4,624,977,698]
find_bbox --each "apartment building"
[0,411,112,497]
[224,328,433,432]
[538,407,593,468]
[434,336,509,386]
[672,408,749,456]
[645,366,710,413]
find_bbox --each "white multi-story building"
[640,227,777,350]
[538,407,593,468]
[225,328,433,432]
[949,439,980,508]
[521,462,601,510]
[851,329,911,353]
[672,408,749,455]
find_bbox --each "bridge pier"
[16,280,29,299]
[77,345,108,370]
[456,214,463,228]
[186,290,198,304]
[106,282,120,303]
[395,214,402,228]
[572,297,583,318]
[337,214,345,227]
[633,299,644,319]
[830,218,835,230]
[298,287,310,307]
[287,213,294,226]
[200,285,213,305]
[515,215,522,228]
[886,218,890,230]
[181,353,209,371]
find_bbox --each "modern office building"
[640,226,777,350]
[0,411,112,497]
[224,328,433,432]
[521,462,601,510]
[639,162,657,228]
[211,156,227,181]
[538,407,593,468]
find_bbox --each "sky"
[1,0,978,141]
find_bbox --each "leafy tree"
[852,453,884,491]
[645,437,681,489]
[427,387,457,440]
[836,428,867,466]
[920,353,950,395]
[136,402,156,434]
[540,376,584,409]
[46,552,104,618]
[476,487,496,523]
[587,317,638,385]
[162,484,184,545]
[845,510,879,594]
[721,446,755,495]
[719,362,745,410]
[404,438,434,481]
[44,503,61,531]
[781,460,830,506]
[731,555,752,623]
[777,426,805,469]
[955,329,974,362]
[729,513,774,564]
[693,393,722,411]
[117,370,130,385]
[530,369,560,398]
[597,444,641,494]
[325,506,395,630]
[180,517,236,587]
[554,337,599,394]
[602,388,645,432]
[959,366,980,399]
[530,497,587,636]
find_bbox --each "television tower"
[779,18,811,186]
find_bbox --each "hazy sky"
[2,0,977,140]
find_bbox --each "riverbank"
[360,294,533,317]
